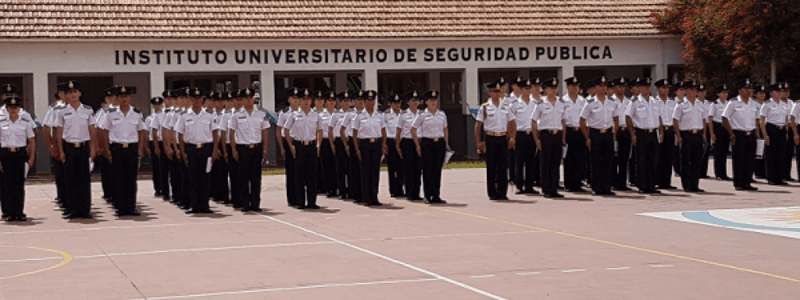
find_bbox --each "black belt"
[766,123,787,130]
[1,146,25,152]
[541,129,561,135]
[589,128,611,134]
[187,142,212,149]
[360,138,379,143]
[293,140,315,146]
[733,130,755,136]
[65,141,89,148]
[663,126,673,131]
[567,127,581,132]
[237,143,260,149]
[681,129,702,135]
[422,137,444,142]
[112,142,137,148]
[635,128,657,133]
[517,130,533,135]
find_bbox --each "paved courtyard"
[1,168,798,299]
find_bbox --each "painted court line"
[606,267,631,271]
[650,264,674,268]
[264,215,508,300]
[562,269,586,273]
[127,278,440,300]
[470,275,495,278]
[0,219,271,235]
[517,272,540,276]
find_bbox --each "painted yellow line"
[411,203,800,284]
[0,246,72,280]
[29,200,52,211]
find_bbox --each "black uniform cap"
[654,79,671,88]
[697,82,707,91]
[423,90,439,100]
[4,95,22,107]
[238,87,255,98]
[715,84,730,94]
[324,91,337,100]
[57,80,81,93]
[564,77,580,86]
[593,76,608,87]
[2,84,17,94]
[388,93,403,103]
[314,90,325,99]
[753,83,768,94]
[738,78,753,89]
[296,88,313,98]
[511,76,525,86]
[186,87,206,98]
[162,89,177,98]
[104,86,117,97]
[542,77,559,89]
[112,85,133,96]
[405,90,421,101]
[364,90,377,100]
[150,97,164,105]
[486,77,506,90]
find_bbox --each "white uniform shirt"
[148,110,165,141]
[0,114,35,148]
[383,110,402,139]
[353,110,385,139]
[341,109,362,137]
[476,100,513,133]
[791,101,800,122]
[626,95,661,129]
[43,101,66,128]
[174,108,215,145]
[328,109,348,139]
[277,108,296,139]
[759,98,791,126]
[217,109,235,144]
[562,94,586,128]
[144,114,155,141]
[53,103,95,143]
[99,106,147,143]
[284,108,322,141]
[708,99,728,123]
[320,109,335,139]
[509,98,536,132]
[412,109,447,138]
[531,98,566,131]
[613,95,632,128]
[230,106,271,145]
[722,96,760,131]
[654,96,677,127]
[396,109,419,140]
[580,98,618,129]
[672,99,706,131]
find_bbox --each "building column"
[32,71,50,173]
[560,66,574,97]
[465,67,479,159]
[364,67,378,109]
[259,70,278,166]
[150,71,164,98]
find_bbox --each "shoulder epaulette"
[133,108,141,114]
[481,102,491,107]
[53,105,66,110]
[81,104,91,110]
[0,117,7,122]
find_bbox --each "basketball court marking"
[639,206,800,240]
[0,246,72,280]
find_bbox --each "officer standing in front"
[100,86,147,217]
[384,93,405,198]
[759,83,791,185]
[284,88,322,209]
[723,79,760,191]
[53,80,96,219]
[475,78,516,201]
[411,90,449,204]
[531,78,566,198]
[697,83,712,179]
[0,96,36,222]
[610,77,633,191]
[626,77,662,194]
[673,80,706,193]
[396,91,423,201]
[230,88,270,212]
[562,77,588,192]
[353,90,386,206]
[175,87,220,214]
[654,79,678,189]
[509,78,539,195]
[708,84,732,180]
[580,77,619,196]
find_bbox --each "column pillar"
[150,71,164,98]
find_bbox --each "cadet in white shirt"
[284,88,322,209]
[753,84,768,179]
[760,83,791,185]
[562,77,588,192]
[278,89,300,207]
[506,76,524,185]
[722,79,760,191]
[341,91,365,203]
[0,96,35,222]
[395,91,423,201]
[207,92,227,204]
[353,90,387,206]
[412,90,449,204]
[510,78,539,195]
[779,83,795,181]
[673,80,706,193]
[228,88,269,212]
[532,78,566,198]
[99,86,147,217]
[220,91,240,206]
[580,76,618,196]
[610,77,634,191]
[162,90,185,206]
[175,87,220,214]
[626,77,662,194]
[708,84,731,180]
[52,80,96,219]
[319,91,338,198]
[475,78,517,201]
[653,79,678,189]
[146,96,167,200]
[329,91,352,200]
[42,91,68,209]
[697,84,712,179]
[384,94,405,198]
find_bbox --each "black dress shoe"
[524,189,540,195]
[305,204,321,209]
[735,186,746,191]
[408,197,423,201]
[567,188,588,193]
[339,195,349,200]
[649,190,662,194]
[744,186,758,191]
[295,205,306,209]
[188,209,212,214]
[694,189,705,193]
[433,197,446,204]
[16,216,26,222]
[489,196,498,201]
[250,208,263,212]
[497,196,509,201]
[552,193,564,198]
[367,202,383,206]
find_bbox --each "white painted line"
[650,264,673,268]
[470,275,495,278]
[0,220,270,235]
[127,278,440,300]
[606,267,631,271]
[562,269,586,273]
[516,272,540,276]
[264,215,508,300]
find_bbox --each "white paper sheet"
[24,162,29,178]
[206,157,213,173]
[562,144,568,159]
[756,139,765,157]
[444,150,455,165]
[614,141,618,153]
[89,159,94,172]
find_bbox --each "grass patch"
[262,160,485,175]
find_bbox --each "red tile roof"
[1,0,671,39]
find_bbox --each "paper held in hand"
[24,162,29,178]
[206,157,213,173]
[444,150,455,165]
[756,139,765,158]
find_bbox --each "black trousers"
[334,138,349,197]
[508,148,515,183]
[679,131,704,191]
[347,138,362,202]
[168,153,184,206]
[158,142,170,199]
[237,144,263,210]
[226,144,240,206]
[186,143,212,211]
[421,138,446,199]
[63,142,91,216]
[210,152,228,202]
[783,136,795,180]
[359,139,382,205]
[52,157,65,201]
[320,140,337,196]
[700,128,711,177]
[293,142,318,207]
[1,149,28,218]
[149,141,162,195]
[485,135,508,198]
[765,124,787,184]
[283,142,297,206]
[589,129,613,193]
[657,128,676,187]
[514,132,536,192]
[94,156,112,199]
[712,123,730,178]
[179,153,190,208]
[635,129,659,192]
[732,130,757,188]
[755,151,766,178]
[386,138,404,196]
[564,127,586,190]
[539,130,563,195]
[614,130,632,189]
[111,143,139,214]
[401,138,422,199]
